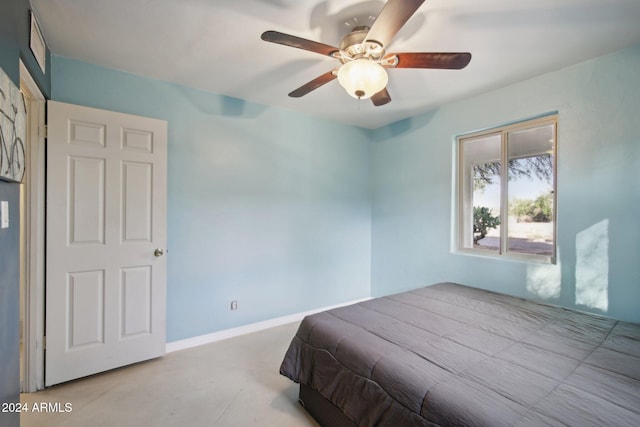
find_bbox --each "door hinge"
[42,335,46,350]
[39,124,47,138]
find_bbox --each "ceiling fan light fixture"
[337,59,388,99]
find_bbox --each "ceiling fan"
[261,0,471,106]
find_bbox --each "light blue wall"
[371,45,640,323]
[50,44,640,344]
[51,57,372,342]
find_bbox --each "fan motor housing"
[339,26,385,62]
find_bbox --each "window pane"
[460,134,501,251]
[506,124,555,256]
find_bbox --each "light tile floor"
[21,322,318,427]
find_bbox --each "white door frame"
[19,59,46,392]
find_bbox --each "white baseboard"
[165,297,372,353]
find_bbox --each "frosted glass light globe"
[337,59,388,99]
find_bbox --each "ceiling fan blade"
[365,0,425,47]
[371,88,392,106]
[288,70,338,98]
[261,30,339,57]
[391,52,472,69]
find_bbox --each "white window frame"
[455,114,558,264]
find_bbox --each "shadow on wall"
[170,84,268,118]
[372,109,438,141]
[170,56,347,118]
[526,219,609,314]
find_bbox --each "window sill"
[454,248,556,265]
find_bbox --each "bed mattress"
[280,282,640,426]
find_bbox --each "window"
[456,115,557,263]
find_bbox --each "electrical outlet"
[230,300,238,310]
[1,201,8,229]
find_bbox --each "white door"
[45,101,167,386]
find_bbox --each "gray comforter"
[280,283,640,426]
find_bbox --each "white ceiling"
[30,0,640,129]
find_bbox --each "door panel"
[69,156,105,244]
[121,266,152,337]
[68,270,105,348]
[122,161,152,242]
[46,101,167,386]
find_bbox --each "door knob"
[154,249,164,257]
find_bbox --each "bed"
[279,282,640,426]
